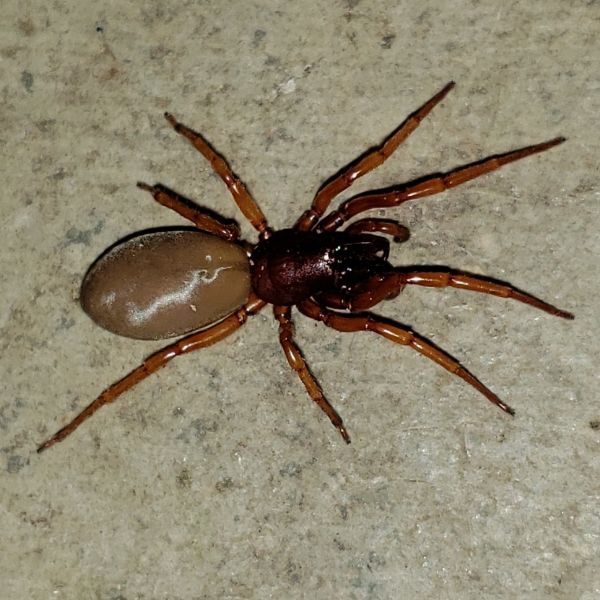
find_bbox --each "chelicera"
[38,82,573,453]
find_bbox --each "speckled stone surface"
[2,1,598,599]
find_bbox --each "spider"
[37,81,573,453]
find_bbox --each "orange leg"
[344,218,410,243]
[37,295,266,453]
[319,137,565,231]
[320,270,574,317]
[400,271,574,319]
[294,82,455,231]
[317,274,406,312]
[137,182,240,240]
[298,299,515,415]
[274,305,350,443]
[164,112,270,237]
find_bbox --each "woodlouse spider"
[38,81,574,453]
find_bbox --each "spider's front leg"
[344,218,410,243]
[294,82,455,231]
[319,270,574,317]
[298,299,515,415]
[319,137,565,231]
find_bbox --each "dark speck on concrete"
[52,168,69,180]
[149,45,172,62]
[21,71,33,93]
[191,418,218,442]
[279,462,302,477]
[215,476,234,492]
[63,221,104,247]
[18,19,35,36]
[264,55,280,67]
[589,419,600,430]
[253,29,266,47]
[380,34,396,49]
[367,550,386,570]
[7,454,28,473]
[176,467,192,489]
[324,339,341,356]
[35,119,56,133]
[57,316,76,331]
[0,399,23,431]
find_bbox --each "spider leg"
[316,275,406,312]
[319,137,565,231]
[298,298,515,415]
[320,270,573,317]
[274,305,350,443]
[37,295,266,453]
[400,270,574,319]
[294,82,455,231]
[164,113,270,237]
[137,182,240,240]
[344,218,410,243]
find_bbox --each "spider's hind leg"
[137,183,240,240]
[38,295,266,453]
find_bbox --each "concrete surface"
[1,1,598,599]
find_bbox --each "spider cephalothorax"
[250,229,392,305]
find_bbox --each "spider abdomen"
[81,230,251,340]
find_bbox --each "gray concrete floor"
[2,1,598,598]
